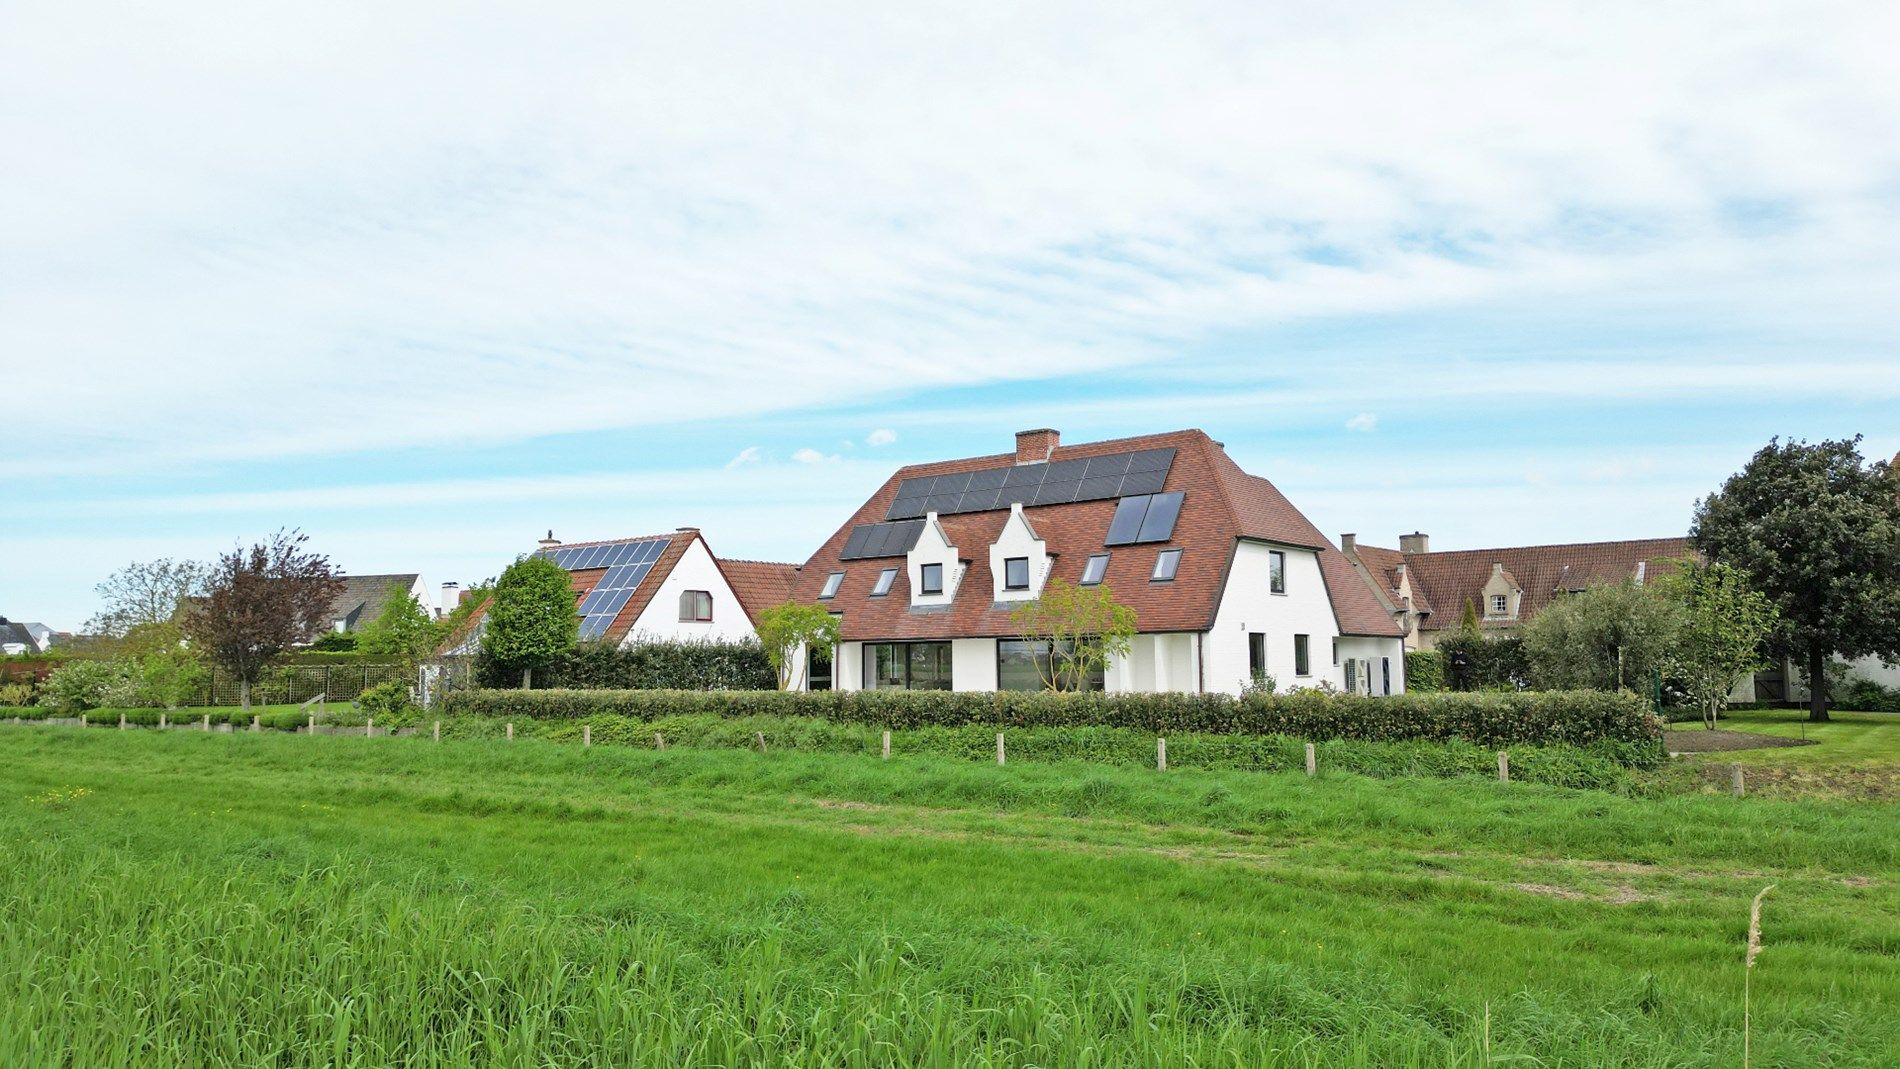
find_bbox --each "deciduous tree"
[182,530,343,711]
[357,590,443,666]
[1009,578,1138,692]
[482,557,578,688]
[1658,559,1778,729]
[85,558,209,637]
[1521,581,1681,693]
[1692,437,1900,722]
[755,602,841,690]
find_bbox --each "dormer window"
[1003,557,1030,591]
[1080,553,1109,585]
[1152,549,1182,582]
[1491,594,1508,615]
[820,571,844,599]
[920,563,944,595]
[872,568,897,596]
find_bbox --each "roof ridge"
[887,428,1212,476]
[1404,536,1689,557]
[719,558,802,568]
[538,532,678,551]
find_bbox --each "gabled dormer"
[1481,562,1521,621]
[988,502,1050,603]
[907,512,964,608]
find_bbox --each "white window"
[820,572,844,599]
[1491,594,1508,615]
[871,568,897,596]
[677,590,713,623]
[1080,553,1109,585]
[1152,549,1182,582]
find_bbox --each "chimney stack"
[1014,428,1059,465]
[440,582,461,617]
[1399,531,1430,554]
[538,529,560,550]
[1340,533,1357,553]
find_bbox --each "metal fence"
[201,662,413,706]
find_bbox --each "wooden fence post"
[1497,751,1510,783]
[507,722,514,741]
[251,715,259,732]
[308,713,315,732]
[882,730,891,760]
[1732,764,1745,798]
[433,720,441,742]
[366,717,374,738]
[754,731,767,752]
[201,714,209,731]
[583,724,592,748]
[996,733,1006,766]
[1156,737,1167,772]
[80,714,87,729]
[159,712,167,729]
[119,713,126,731]
[653,732,665,751]
[1304,742,1316,777]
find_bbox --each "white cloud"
[725,446,762,468]
[791,447,835,465]
[2,2,1897,475]
[1345,413,1378,433]
[866,428,898,447]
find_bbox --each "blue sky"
[5,2,1898,630]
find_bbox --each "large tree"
[85,557,210,637]
[1521,581,1681,693]
[482,557,579,688]
[1008,578,1138,692]
[1692,437,1900,722]
[182,530,344,711]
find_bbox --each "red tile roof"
[716,559,803,626]
[1364,537,1692,631]
[788,428,1405,640]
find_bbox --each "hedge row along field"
[441,688,1664,748]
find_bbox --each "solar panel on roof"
[838,519,926,560]
[536,536,673,640]
[884,447,1175,521]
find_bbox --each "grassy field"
[2,727,1895,1066]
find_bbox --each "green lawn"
[1718,708,1900,767]
[1,727,1895,1066]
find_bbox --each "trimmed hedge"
[440,687,1663,748]
[475,639,776,691]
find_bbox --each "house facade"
[787,428,1407,695]
[1338,533,1691,650]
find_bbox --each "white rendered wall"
[952,638,999,690]
[836,641,865,692]
[621,538,758,645]
[907,514,964,609]
[1204,542,1342,695]
[1337,636,1405,695]
[987,505,1049,604]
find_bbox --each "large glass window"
[920,563,944,595]
[998,639,1106,692]
[1294,634,1311,676]
[1080,553,1109,585]
[1269,550,1286,594]
[1003,557,1030,590]
[863,642,953,690]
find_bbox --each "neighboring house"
[441,528,801,655]
[326,574,437,634]
[1339,534,1690,651]
[786,428,1407,696]
[0,617,40,656]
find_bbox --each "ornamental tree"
[755,602,840,690]
[481,556,579,688]
[1692,437,1900,722]
[1009,578,1138,692]
[357,590,444,667]
[183,529,344,711]
[1657,558,1778,729]
[1521,581,1681,692]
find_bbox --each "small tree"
[1522,581,1681,692]
[182,530,343,711]
[482,557,579,688]
[1008,578,1138,691]
[1658,558,1778,729]
[1693,436,1900,722]
[357,590,443,667]
[755,603,841,690]
[85,557,210,637]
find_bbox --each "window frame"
[819,571,844,599]
[1080,553,1109,586]
[1294,633,1311,677]
[1003,556,1031,591]
[919,562,944,595]
[677,589,713,623]
[1151,548,1182,582]
[1491,593,1509,616]
[863,640,954,690]
[997,638,1105,692]
[1248,631,1267,679]
[1269,550,1286,594]
[871,567,897,597]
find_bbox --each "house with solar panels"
[442,528,800,654]
[787,428,1408,695]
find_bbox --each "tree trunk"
[521,667,532,690]
[1807,646,1829,723]
[239,677,252,713]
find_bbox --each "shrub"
[1404,650,1445,692]
[42,660,142,712]
[135,652,207,709]
[440,687,1663,748]
[0,681,37,707]
[356,679,419,722]
[1435,633,1530,690]
[477,638,776,691]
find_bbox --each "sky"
[4,1,1899,630]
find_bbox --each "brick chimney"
[1014,428,1059,465]
[1340,533,1357,554]
[1399,531,1430,554]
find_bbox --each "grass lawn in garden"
[1,727,1895,1067]
[1716,707,1900,767]
[1664,708,1900,801]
